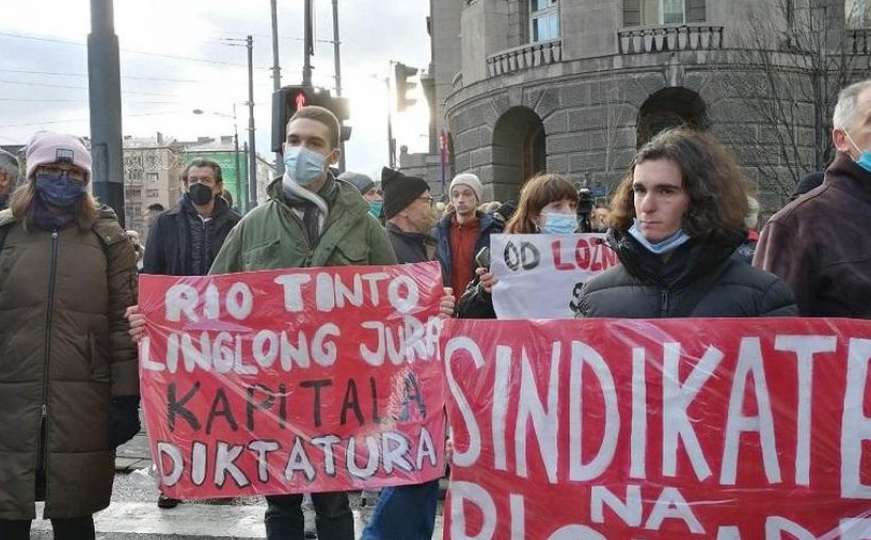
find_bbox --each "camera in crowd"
[576,187,594,233]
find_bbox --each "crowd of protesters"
[1,77,870,540]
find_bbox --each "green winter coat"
[0,206,138,520]
[210,178,397,273]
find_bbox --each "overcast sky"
[0,0,431,180]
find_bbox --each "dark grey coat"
[386,223,435,265]
[577,229,797,318]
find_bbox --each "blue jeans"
[361,479,440,540]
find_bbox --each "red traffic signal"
[271,86,352,153]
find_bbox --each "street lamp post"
[192,107,244,210]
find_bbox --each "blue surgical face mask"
[628,219,690,255]
[368,200,383,218]
[283,145,328,187]
[845,131,871,174]
[539,212,578,235]
[36,172,86,207]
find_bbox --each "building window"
[147,172,159,185]
[847,0,870,28]
[624,0,705,26]
[661,0,685,24]
[126,169,143,185]
[146,189,160,199]
[530,0,559,42]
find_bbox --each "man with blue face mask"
[209,105,397,540]
[755,79,871,318]
[339,171,383,220]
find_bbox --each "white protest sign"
[490,233,619,319]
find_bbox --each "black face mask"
[188,183,214,206]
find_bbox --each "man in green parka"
[210,105,396,540]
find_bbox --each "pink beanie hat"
[26,131,92,183]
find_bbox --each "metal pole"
[243,141,250,210]
[88,0,125,225]
[270,0,284,175]
[232,103,243,210]
[385,76,395,169]
[332,0,347,171]
[246,35,258,210]
[332,0,342,97]
[303,0,313,86]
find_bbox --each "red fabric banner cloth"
[442,318,871,539]
[138,262,446,499]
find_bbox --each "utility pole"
[303,0,314,86]
[232,103,243,210]
[332,0,346,171]
[385,76,396,168]
[88,0,125,224]
[270,0,284,175]
[246,35,258,210]
[243,141,250,210]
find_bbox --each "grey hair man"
[0,149,20,211]
[754,79,871,317]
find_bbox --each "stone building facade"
[122,135,185,240]
[408,0,871,210]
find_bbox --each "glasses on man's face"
[418,196,435,207]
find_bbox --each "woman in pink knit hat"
[0,131,140,539]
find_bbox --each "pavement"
[29,425,446,539]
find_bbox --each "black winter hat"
[381,167,430,219]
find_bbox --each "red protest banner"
[442,318,871,539]
[138,262,446,500]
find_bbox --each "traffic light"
[271,85,352,153]
[394,62,419,112]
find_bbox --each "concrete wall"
[460,0,509,86]
[399,149,448,200]
[562,0,622,59]
[430,0,463,134]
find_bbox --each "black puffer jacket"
[577,229,797,318]
[143,195,241,276]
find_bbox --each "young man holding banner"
[208,106,395,540]
[129,106,455,540]
[577,128,796,318]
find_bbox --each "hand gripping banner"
[442,318,871,539]
[137,262,446,499]
[490,233,618,319]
